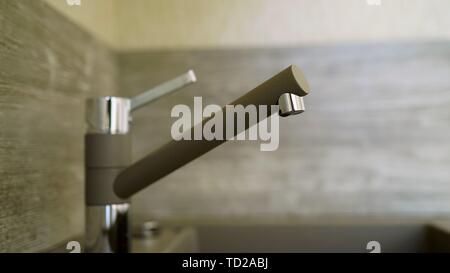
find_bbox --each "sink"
[193,224,427,253]
[48,221,450,253]
[47,227,197,253]
[133,227,198,253]
[158,222,450,253]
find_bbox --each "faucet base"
[85,203,131,253]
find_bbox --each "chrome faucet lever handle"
[130,70,197,111]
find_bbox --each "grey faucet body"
[84,65,310,252]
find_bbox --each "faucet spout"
[113,65,310,199]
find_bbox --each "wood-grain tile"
[0,1,117,252]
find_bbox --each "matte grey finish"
[113,65,310,199]
[85,169,129,205]
[85,134,132,205]
[85,134,132,168]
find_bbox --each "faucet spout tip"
[278,93,305,117]
[187,69,197,83]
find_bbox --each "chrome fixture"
[86,70,196,135]
[278,93,305,117]
[84,65,310,253]
[130,70,196,111]
[85,204,130,253]
[86,97,131,135]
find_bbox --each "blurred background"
[0,0,449,252]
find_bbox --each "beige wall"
[44,0,116,46]
[45,0,450,50]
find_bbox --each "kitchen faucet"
[84,65,310,253]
